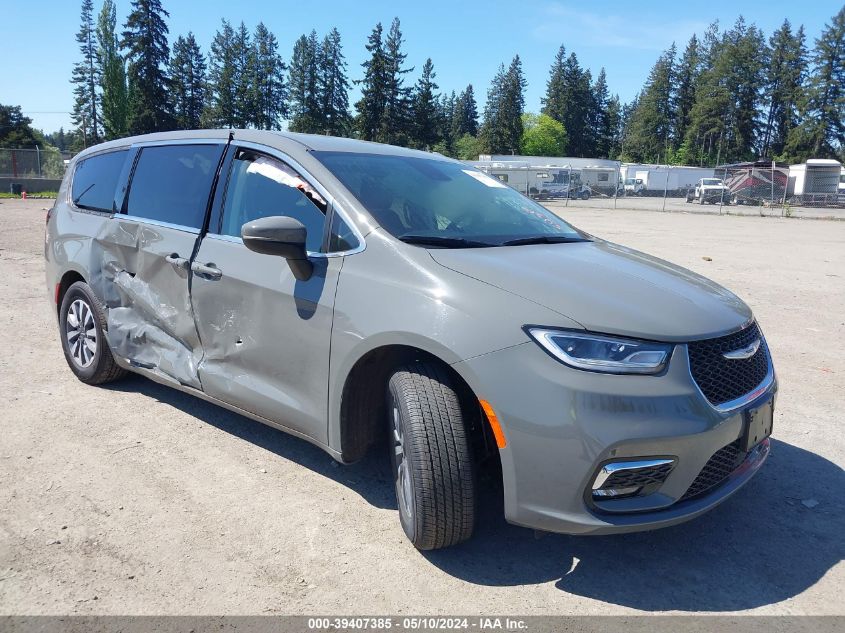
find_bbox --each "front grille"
[688,322,770,406]
[681,439,746,501]
[597,462,675,492]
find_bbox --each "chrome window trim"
[686,338,775,414]
[223,140,366,258]
[204,231,337,259]
[130,138,224,149]
[119,215,201,235]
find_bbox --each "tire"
[59,281,127,385]
[387,362,476,550]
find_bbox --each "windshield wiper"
[398,234,495,248]
[501,235,590,246]
[73,183,96,206]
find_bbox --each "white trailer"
[787,159,844,206]
[474,155,620,196]
[787,159,842,195]
[467,161,592,199]
[620,164,715,195]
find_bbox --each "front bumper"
[454,341,776,535]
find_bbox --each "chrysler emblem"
[723,338,761,360]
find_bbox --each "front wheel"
[387,362,476,550]
[59,281,126,385]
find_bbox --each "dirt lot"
[0,198,843,615]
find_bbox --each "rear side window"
[126,144,221,229]
[71,150,129,212]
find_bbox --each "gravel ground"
[0,198,842,616]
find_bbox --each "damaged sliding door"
[103,142,225,388]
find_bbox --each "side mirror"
[241,216,313,281]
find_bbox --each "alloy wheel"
[65,298,98,368]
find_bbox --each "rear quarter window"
[71,149,129,213]
[126,144,222,229]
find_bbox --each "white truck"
[686,178,731,205]
[624,177,645,196]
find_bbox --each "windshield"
[313,152,586,247]
[702,179,723,185]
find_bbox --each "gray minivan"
[45,130,776,550]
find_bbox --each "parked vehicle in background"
[787,159,844,207]
[620,164,714,197]
[687,178,731,205]
[475,155,618,197]
[46,130,776,550]
[716,161,789,206]
[624,177,645,196]
[468,162,592,200]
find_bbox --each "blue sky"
[3,0,842,134]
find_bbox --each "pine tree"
[624,44,676,162]
[250,23,287,131]
[785,7,844,160]
[231,22,255,128]
[760,20,807,156]
[451,84,478,139]
[288,31,321,132]
[675,35,700,148]
[684,18,767,164]
[169,33,206,129]
[318,28,350,135]
[542,46,567,124]
[439,91,456,151]
[121,0,173,134]
[727,19,767,160]
[96,0,128,139]
[618,94,639,160]
[71,0,100,145]
[410,58,440,149]
[380,18,413,145]
[481,56,526,154]
[589,68,610,157]
[604,95,623,159]
[761,21,808,157]
[542,48,592,156]
[204,20,237,127]
[354,23,387,141]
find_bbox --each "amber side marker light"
[479,399,507,449]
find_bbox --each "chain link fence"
[1,148,67,195]
[0,147,67,179]
[468,156,845,219]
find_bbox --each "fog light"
[591,458,676,500]
[592,486,641,498]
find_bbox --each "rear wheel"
[387,362,476,550]
[59,281,126,385]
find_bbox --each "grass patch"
[0,192,58,199]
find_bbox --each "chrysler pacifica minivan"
[45,130,776,550]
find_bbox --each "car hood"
[429,240,752,342]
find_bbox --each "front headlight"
[526,328,673,375]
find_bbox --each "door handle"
[165,253,189,269]
[191,261,223,280]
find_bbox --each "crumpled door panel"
[91,219,203,388]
